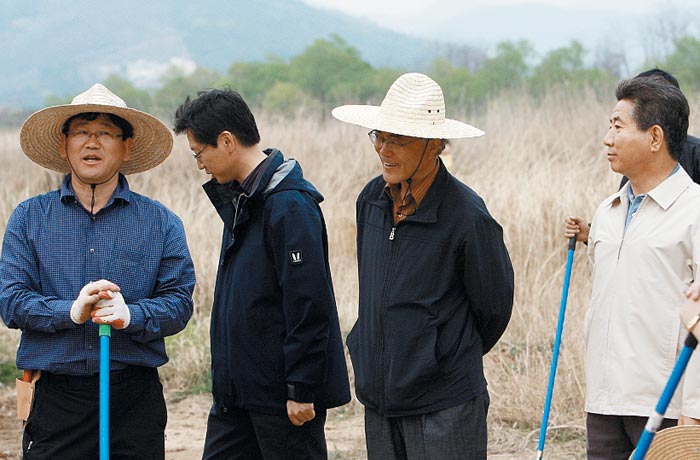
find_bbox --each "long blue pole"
[535,237,577,460]
[631,333,698,460]
[99,323,111,460]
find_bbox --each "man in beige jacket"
[580,76,700,460]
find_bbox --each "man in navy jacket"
[174,89,350,460]
[332,73,514,460]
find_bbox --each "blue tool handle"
[535,237,576,459]
[99,324,111,460]
[632,333,698,459]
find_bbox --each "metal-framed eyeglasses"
[192,144,208,161]
[368,130,423,150]
[67,130,123,145]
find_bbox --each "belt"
[42,366,154,387]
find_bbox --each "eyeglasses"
[192,144,208,162]
[368,130,423,150]
[68,130,123,144]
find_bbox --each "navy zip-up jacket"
[203,149,350,415]
[347,159,514,417]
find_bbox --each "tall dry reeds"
[0,88,698,450]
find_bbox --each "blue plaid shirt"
[0,174,195,375]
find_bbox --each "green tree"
[102,74,152,112]
[44,94,71,106]
[263,81,316,116]
[429,58,478,111]
[153,67,222,120]
[289,35,373,106]
[663,35,700,92]
[529,41,612,97]
[363,68,404,104]
[224,56,290,108]
[475,40,533,97]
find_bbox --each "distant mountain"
[0,0,440,109]
[5,1,687,111]
[409,2,698,75]
[415,3,647,65]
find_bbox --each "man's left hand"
[287,400,315,426]
[679,415,700,425]
[91,291,131,330]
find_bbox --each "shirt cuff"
[56,300,77,329]
[123,304,144,333]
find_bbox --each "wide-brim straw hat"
[20,83,173,175]
[642,425,700,459]
[331,72,484,139]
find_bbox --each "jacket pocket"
[386,354,441,411]
[346,323,380,408]
[385,321,440,411]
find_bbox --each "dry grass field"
[0,87,698,458]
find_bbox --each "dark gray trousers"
[586,412,677,460]
[364,390,489,460]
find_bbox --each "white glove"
[70,280,120,325]
[91,291,131,330]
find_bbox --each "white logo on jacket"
[289,250,302,265]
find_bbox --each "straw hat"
[20,83,173,175]
[643,425,700,459]
[331,72,484,139]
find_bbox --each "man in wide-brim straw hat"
[0,84,195,459]
[332,73,514,460]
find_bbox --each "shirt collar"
[374,158,446,224]
[383,159,440,206]
[59,173,131,205]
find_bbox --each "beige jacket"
[586,167,700,418]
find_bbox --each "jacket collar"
[203,149,284,210]
[613,166,692,211]
[368,158,448,224]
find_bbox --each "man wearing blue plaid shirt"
[0,84,195,460]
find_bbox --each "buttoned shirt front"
[586,167,700,418]
[0,174,195,375]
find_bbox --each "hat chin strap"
[65,154,120,221]
[397,139,430,217]
[406,139,430,186]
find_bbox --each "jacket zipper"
[379,223,399,412]
[225,194,246,404]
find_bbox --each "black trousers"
[586,412,677,460]
[22,366,167,460]
[202,403,328,460]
